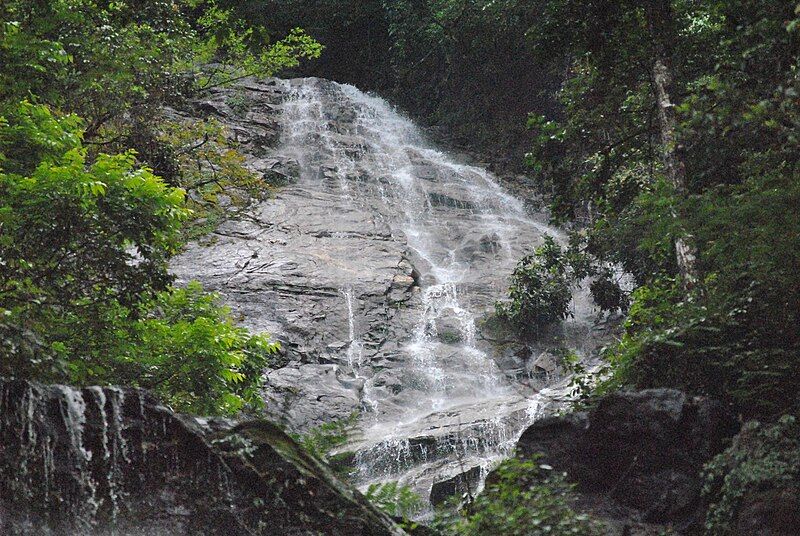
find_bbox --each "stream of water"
[276,78,599,505]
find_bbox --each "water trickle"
[342,287,364,370]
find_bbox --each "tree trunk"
[644,0,700,288]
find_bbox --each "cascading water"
[275,78,599,504]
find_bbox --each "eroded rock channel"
[171,77,605,505]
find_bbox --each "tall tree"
[643,0,699,285]
[527,0,707,287]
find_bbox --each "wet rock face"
[172,79,422,431]
[515,389,739,530]
[429,465,481,506]
[171,76,605,503]
[0,378,402,536]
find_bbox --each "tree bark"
[644,0,700,288]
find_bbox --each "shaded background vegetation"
[221,0,561,166]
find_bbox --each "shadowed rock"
[515,389,739,532]
[430,465,481,506]
[0,378,404,535]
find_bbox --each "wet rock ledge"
[513,389,740,535]
[0,378,403,535]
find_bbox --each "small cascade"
[340,287,379,411]
[342,287,364,369]
[1,381,131,532]
[274,78,599,503]
[0,379,213,533]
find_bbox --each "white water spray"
[277,78,598,503]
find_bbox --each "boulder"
[478,233,501,254]
[0,378,404,536]
[516,389,739,530]
[430,465,482,506]
[529,351,558,375]
[433,312,464,344]
[491,344,531,379]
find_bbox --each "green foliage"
[588,276,626,315]
[520,0,800,421]
[525,0,799,280]
[496,236,573,337]
[0,101,187,317]
[0,100,83,176]
[364,481,423,521]
[559,350,606,406]
[2,0,193,130]
[0,1,320,226]
[291,413,358,463]
[0,20,71,103]
[37,281,279,415]
[435,458,602,536]
[191,21,322,91]
[156,117,269,238]
[0,0,321,133]
[599,165,800,417]
[703,415,800,535]
[0,101,278,415]
[0,0,319,415]
[120,282,279,414]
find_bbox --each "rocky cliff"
[170,76,607,501]
[0,378,403,535]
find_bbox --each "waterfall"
[1,381,135,532]
[275,78,598,503]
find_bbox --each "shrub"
[364,481,423,520]
[0,101,278,415]
[435,458,603,536]
[291,413,359,463]
[703,415,800,535]
[122,282,280,415]
[496,235,573,337]
[0,102,188,377]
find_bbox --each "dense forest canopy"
[523,0,800,420]
[1,0,800,534]
[219,0,561,163]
